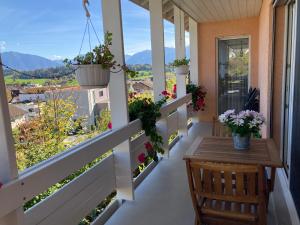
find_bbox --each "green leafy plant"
[128,93,168,161]
[170,57,190,67]
[64,32,137,77]
[186,83,206,111]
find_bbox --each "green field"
[4,75,49,85]
[4,75,79,86]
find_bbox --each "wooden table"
[184,136,283,191]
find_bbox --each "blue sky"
[0,0,188,59]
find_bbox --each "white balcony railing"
[0,93,192,225]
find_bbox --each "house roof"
[9,104,27,119]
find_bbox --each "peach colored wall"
[272,6,285,149]
[258,0,273,138]
[198,17,259,121]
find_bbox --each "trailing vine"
[128,93,168,162]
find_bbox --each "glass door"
[217,38,249,114]
[283,2,296,175]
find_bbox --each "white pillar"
[149,0,169,157]
[102,0,134,201]
[174,6,188,136]
[189,17,200,123]
[0,56,24,224]
[189,18,199,85]
[149,0,166,101]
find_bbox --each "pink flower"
[161,90,169,96]
[107,122,112,129]
[172,84,177,93]
[144,141,153,151]
[138,153,146,163]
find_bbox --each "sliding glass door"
[217,38,249,114]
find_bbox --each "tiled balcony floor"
[105,122,278,225]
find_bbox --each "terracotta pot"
[75,64,110,89]
[175,65,189,75]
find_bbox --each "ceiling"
[130,0,263,30]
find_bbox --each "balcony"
[1,0,300,225]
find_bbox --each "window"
[217,37,250,114]
[282,2,296,175]
[99,90,104,97]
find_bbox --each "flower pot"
[232,133,250,150]
[75,64,110,89]
[175,65,189,75]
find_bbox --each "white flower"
[218,114,228,123]
[233,118,244,126]
[219,109,235,123]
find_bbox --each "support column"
[102,0,134,201]
[0,56,24,224]
[149,0,169,157]
[189,17,200,123]
[150,0,166,101]
[174,6,188,136]
[189,18,199,85]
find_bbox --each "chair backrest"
[186,161,265,205]
[212,116,232,137]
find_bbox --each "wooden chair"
[212,116,272,206]
[212,116,231,137]
[185,161,267,225]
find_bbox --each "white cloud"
[51,55,64,60]
[0,41,6,52]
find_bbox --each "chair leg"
[195,215,200,225]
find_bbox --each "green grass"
[4,75,79,87]
[4,75,49,85]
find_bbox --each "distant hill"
[1,47,190,73]
[1,52,61,71]
[126,47,190,65]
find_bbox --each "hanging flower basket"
[175,65,189,75]
[170,57,190,75]
[75,64,110,89]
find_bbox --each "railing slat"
[24,155,115,225]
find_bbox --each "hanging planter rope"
[63,0,137,88]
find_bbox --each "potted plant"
[171,57,190,75]
[218,110,265,150]
[65,32,136,89]
[186,83,206,111]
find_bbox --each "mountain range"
[1,47,190,71]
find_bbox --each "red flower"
[171,94,176,99]
[0,182,2,189]
[161,90,169,96]
[107,122,112,129]
[172,84,177,93]
[144,141,153,151]
[138,153,146,163]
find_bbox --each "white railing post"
[0,56,25,224]
[102,0,134,201]
[174,6,188,136]
[149,0,169,157]
[189,17,200,123]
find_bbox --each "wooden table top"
[184,136,283,168]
